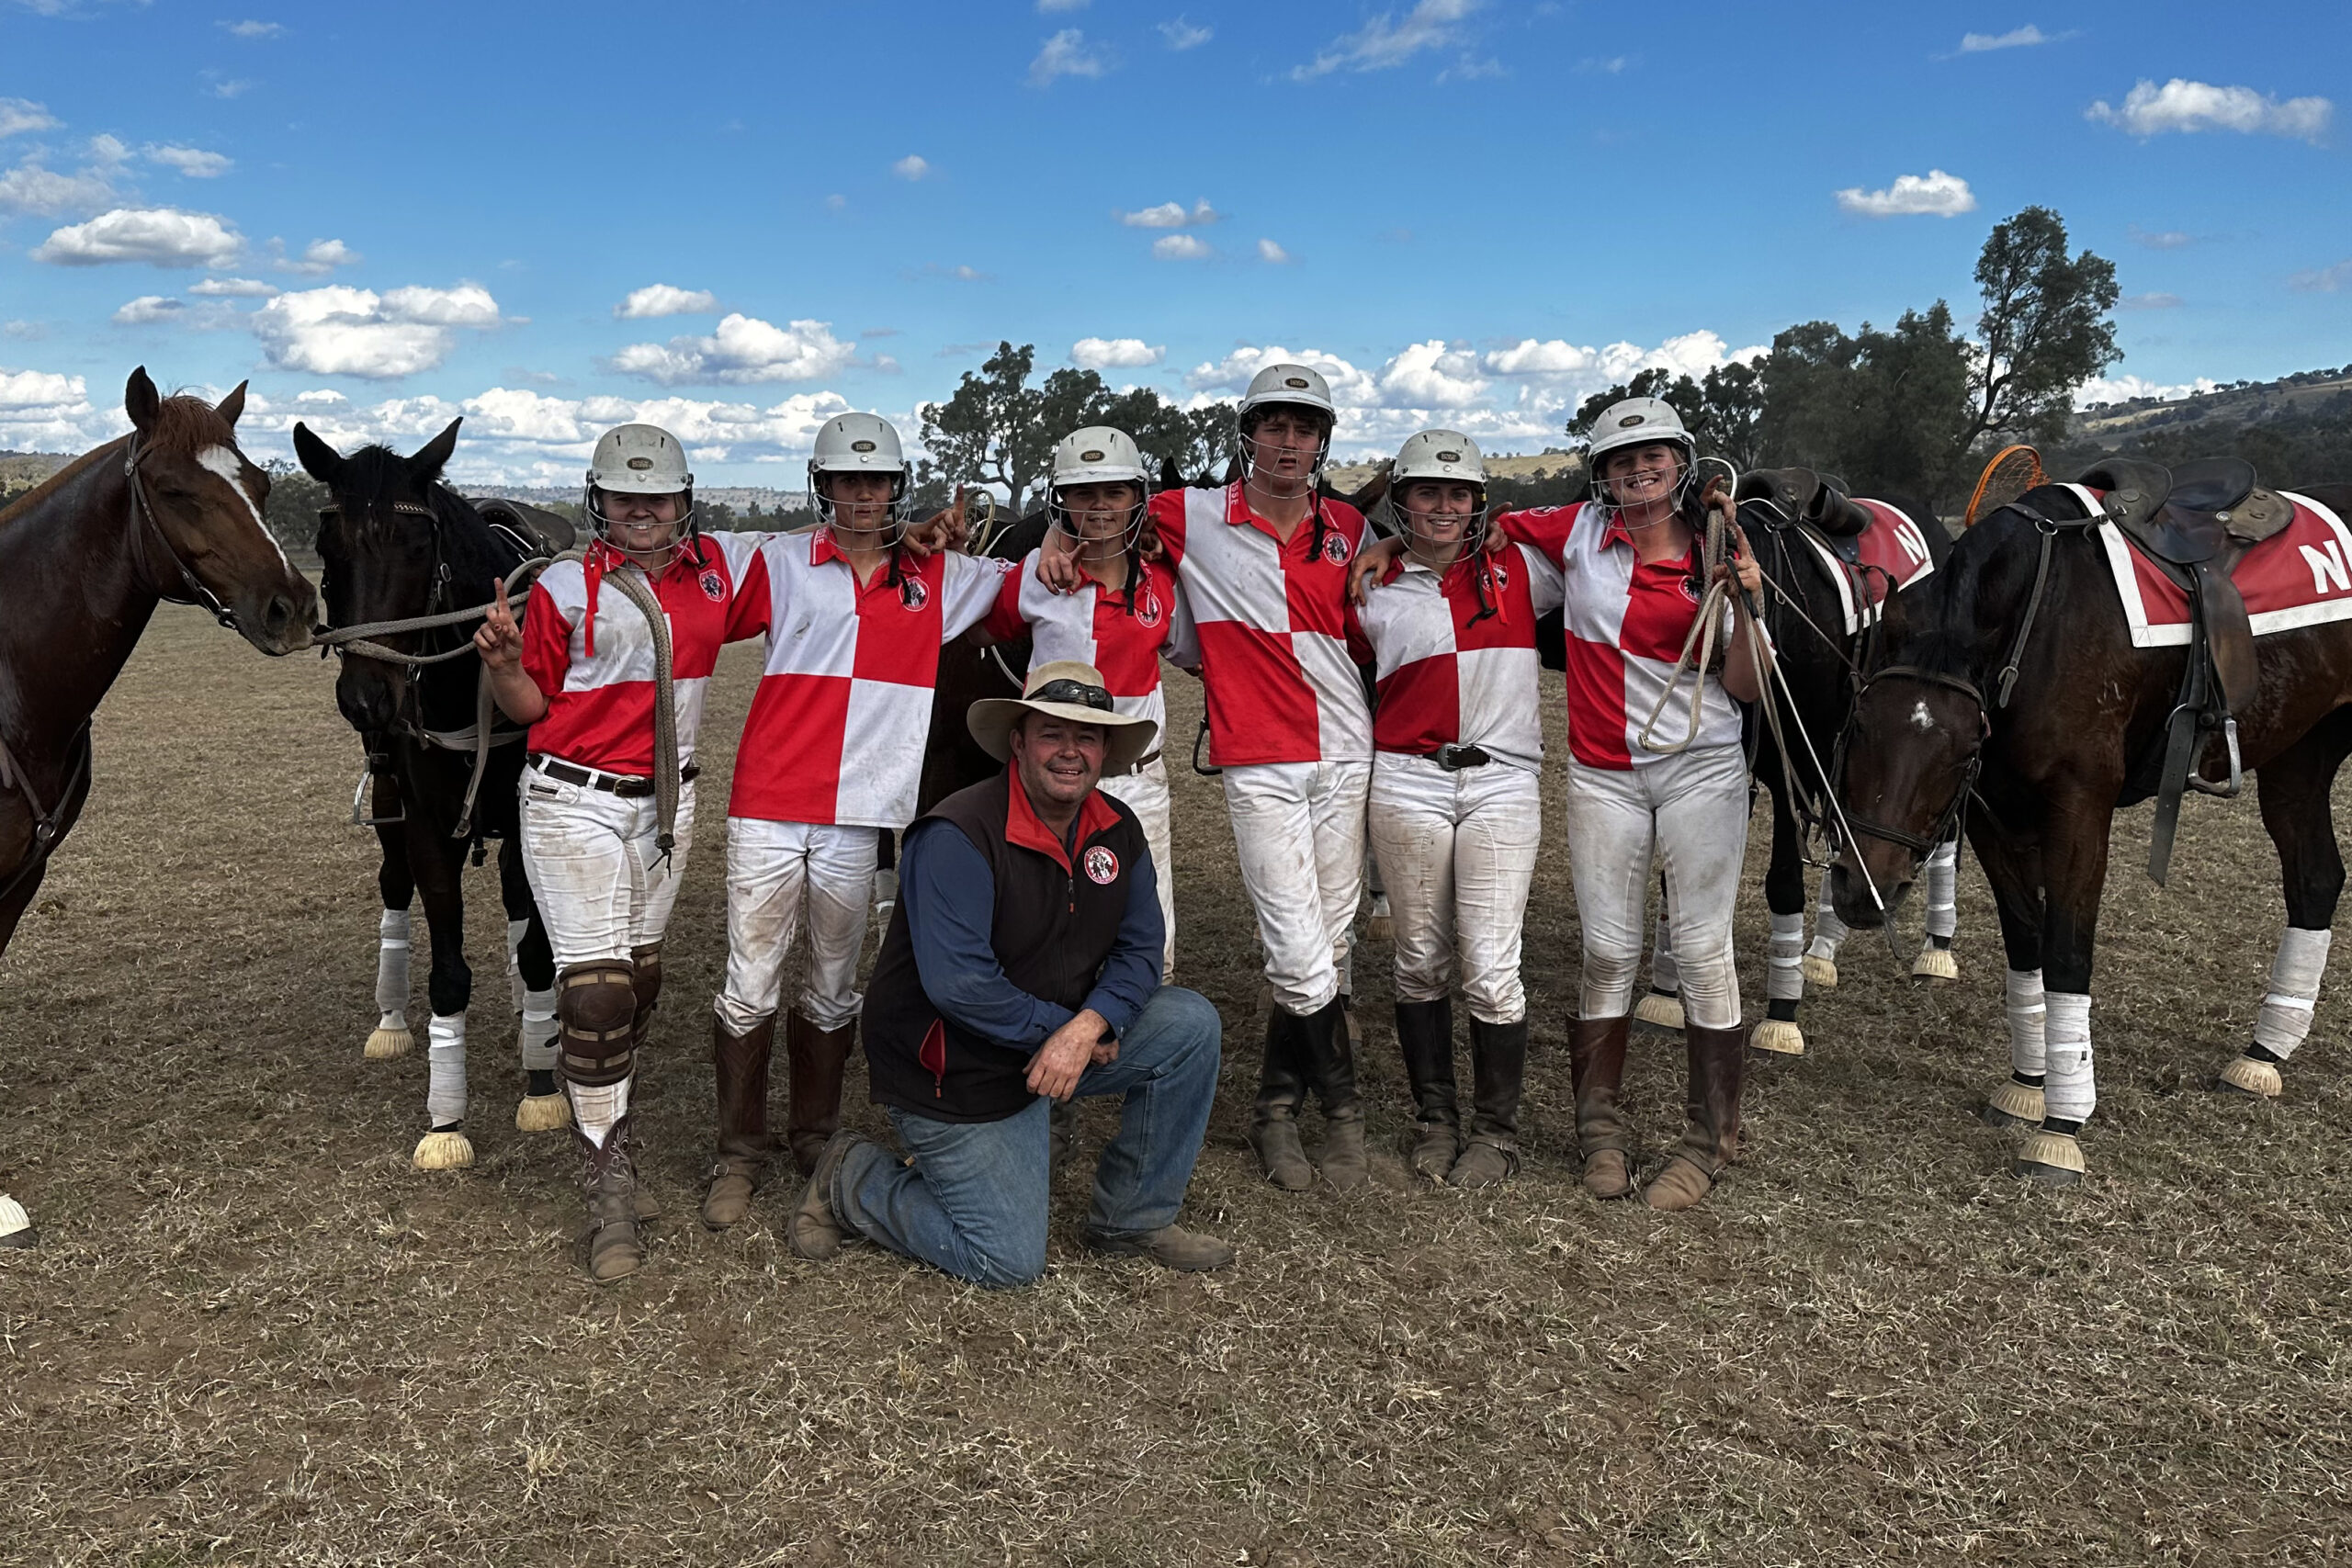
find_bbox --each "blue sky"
[2,0,2346,484]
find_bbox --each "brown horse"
[1827,473,2352,1183]
[0,368,316,1246]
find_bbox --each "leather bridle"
[126,430,244,632]
[1830,664,1988,856]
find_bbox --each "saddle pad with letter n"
[2090,490,2352,648]
[1793,498,1939,634]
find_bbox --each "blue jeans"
[835,986,1222,1288]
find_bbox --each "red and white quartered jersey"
[521,532,770,777]
[984,550,1192,764]
[1498,503,1751,771]
[1344,542,1564,772]
[1150,483,1371,768]
[729,530,1012,829]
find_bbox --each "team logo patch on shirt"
[698,570,725,603]
[1320,533,1351,565]
[1136,587,1165,627]
[1082,845,1120,885]
[1679,575,1702,604]
[899,576,931,610]
[1488,558,1510,591]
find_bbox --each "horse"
[296,419,571,1172]
[0,368,316,1247]
[1826,466,2352,1182]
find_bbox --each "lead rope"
[588,557,681,866]
[1634,488,1734,755]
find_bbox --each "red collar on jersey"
[1001,760,1121,874]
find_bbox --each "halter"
[1828,664,1988,855]
[124,430,243,632]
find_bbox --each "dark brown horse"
[1828,472,2352,1183]
[0,368,316,1246]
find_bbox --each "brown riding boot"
[579,1115,646,1284]
[1647,1023,1746,1212]
[1568,1014,1636,1201]
[701,1016,775,1231]
[785,1010,856,1176]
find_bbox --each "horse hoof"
[1749,1018,1805,1056]
[1912,946,1961,983]
[2215,1055,2283,1099]
[1633,992,1685,1033]
[1801,954,1838,990]
[1366,913,1393,943]
[1980,1078,2045,1129]
[2011,1130,2086,1186]
[412,1130,475,1171]
[514,1093,571,1133]
[365,1024,414,1061]
[0,1193,36,1249]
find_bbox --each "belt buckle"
[1435,744,1464,772]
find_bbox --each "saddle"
[472,497,577,560]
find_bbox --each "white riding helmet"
[1236,362,1335,491]
[583,423,695,549]
[808,411,911,536]
[1389,430,1488,566]
[1047,425,1152,556]
[1583,396,1695,508]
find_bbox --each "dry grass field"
[6,607,2352,1567]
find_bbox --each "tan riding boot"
[1647,1024,1746,1212]
[1569,1015,1636,1200]
[701,1016,775,1230]
[579,1115,646,1283]
[786,1010,856,1177]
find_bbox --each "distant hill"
[1,450,74,497]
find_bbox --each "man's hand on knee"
[1028,1009,1110,1101]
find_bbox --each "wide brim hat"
[967,660,1159,773]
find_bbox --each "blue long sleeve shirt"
[899,810,1164,1051]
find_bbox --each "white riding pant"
[1367,752,1540,1024]
[1101,758,1175,981]
[1566,744,1750,1031]
[714,817,878,1034]
[518,772,697,970]
[1223,759,1371,1016]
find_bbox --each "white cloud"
[0,366,112,450]
[0,157,119,217]
[2088,78,2332,141]
[251,283,506,378]
[615,284,719,320]
[1152,233,1212,260]
[221,19,284,37]
[892,154,930,180]
[274,237,361,276]
[1483,338,1598,376]
[1379,340,1487,408]
[1294,0,1479,80]
[1958,25,2052,51]
[824,193,847,211]
[1834,169,1977,218]
[2131,225,2194,250]
[608,313,855,386]
[0,98,60,138]
[1038,0,1087,9]
[112,295,184,325]
[1071,336,1165,369]
[2119,291,2184,310]
[207,78,257,100]
[295,389,345,404]
[1118,198,1220,228]
[2076,374,2222,407]
[1257,238,1290,264]
[86,133,132,166]
[32,207,243,267]
[145,144,232,178]
[2290,261,2352,294]
[1159,17,1211,49]
[188,275,277,297]
[1030,28,1112,86]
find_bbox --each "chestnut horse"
[1828,474,2352,1183]
[0,368,316,1247]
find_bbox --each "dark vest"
[864,766,1148,1122]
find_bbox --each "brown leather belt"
[528,754,699,798]
[1125,749,1164,775]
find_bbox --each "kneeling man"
[788,661,1233,1285]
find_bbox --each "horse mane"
[328,444,511,587]
[143,395,238,457]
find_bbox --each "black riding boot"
[1394,998,1459,1180]
[1450,1016,1527,1188]
[1301,996,1367,1190]
[1250,1008,1315,1190]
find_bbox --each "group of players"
[472,361,1770,1281]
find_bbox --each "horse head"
[123,367,316,654]
[297,417,476,740]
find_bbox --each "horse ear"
[410,418,462,481]
[125,367,160,431]
[292,422,345,485]
[215,380,248,428]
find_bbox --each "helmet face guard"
[1047,481,1150,561]
[582,485,696,566]
[1236,404,1332,494]
[1589,441,1696,513]
[1393,480,1488,569]
[810,465,912,544]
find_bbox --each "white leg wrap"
[505,918,529,1015]
[2254,926,2331,1062]
[519,987,559,1073]
[570,1074,631,1148]
[2006,969,2047,1077]
[376,908,412,1026]
[1649,915,1680,994]
[2044,992,2093,1123]
[425,1012,468,1126]
[1767,911,1804,1002]
[1924,840,1959,942]
[1808,885,1849,961]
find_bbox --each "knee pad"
[558,961,638,1087]
[629,942,664,1019]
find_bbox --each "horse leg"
[2218,714,2352,1098]
[1969,825,2051,1130]
[2015,796,2114,1185]
[502,834,567,1132]
[410,828,477,1170]
[1752,781,1810,1057]
[365,794,417,1061]
[1911,834,1962,982]
[1634,865,1684,1032]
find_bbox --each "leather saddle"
[472,497,578,561]
[1737,468,1873,572]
